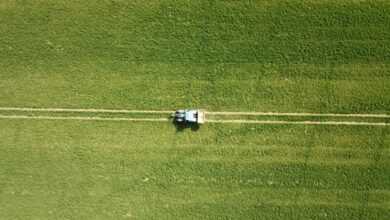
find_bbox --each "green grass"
[0,120,389,219]
[1,0,390,112]
[0,0,390,219]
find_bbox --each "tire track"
[0,107,173,114]
[206,111,390,118]
[0,114,388,126]
[207,119,389,126]
[0,114,169,122]
[0,107,389,118]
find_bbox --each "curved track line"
[0,115,388,126]
[0,107,388,118]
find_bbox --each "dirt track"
[0,114,388,127]
[1,107,389,118]
[0,107,389,126]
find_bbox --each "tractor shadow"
[172,120,200,132]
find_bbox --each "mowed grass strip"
[0,120,389,219]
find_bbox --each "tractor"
[173,109,205,124]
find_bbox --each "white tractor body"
[174,109,205,124]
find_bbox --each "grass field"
[0,0,389,219]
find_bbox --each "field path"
[0,114,388,126]
[207,119,389,126]
[0,107,173,114]
[0,114,170,122]
[0,107,389,118]
[207,111,390,118]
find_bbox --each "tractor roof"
[185,110,197,122]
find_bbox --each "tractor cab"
[173,109,205,124]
